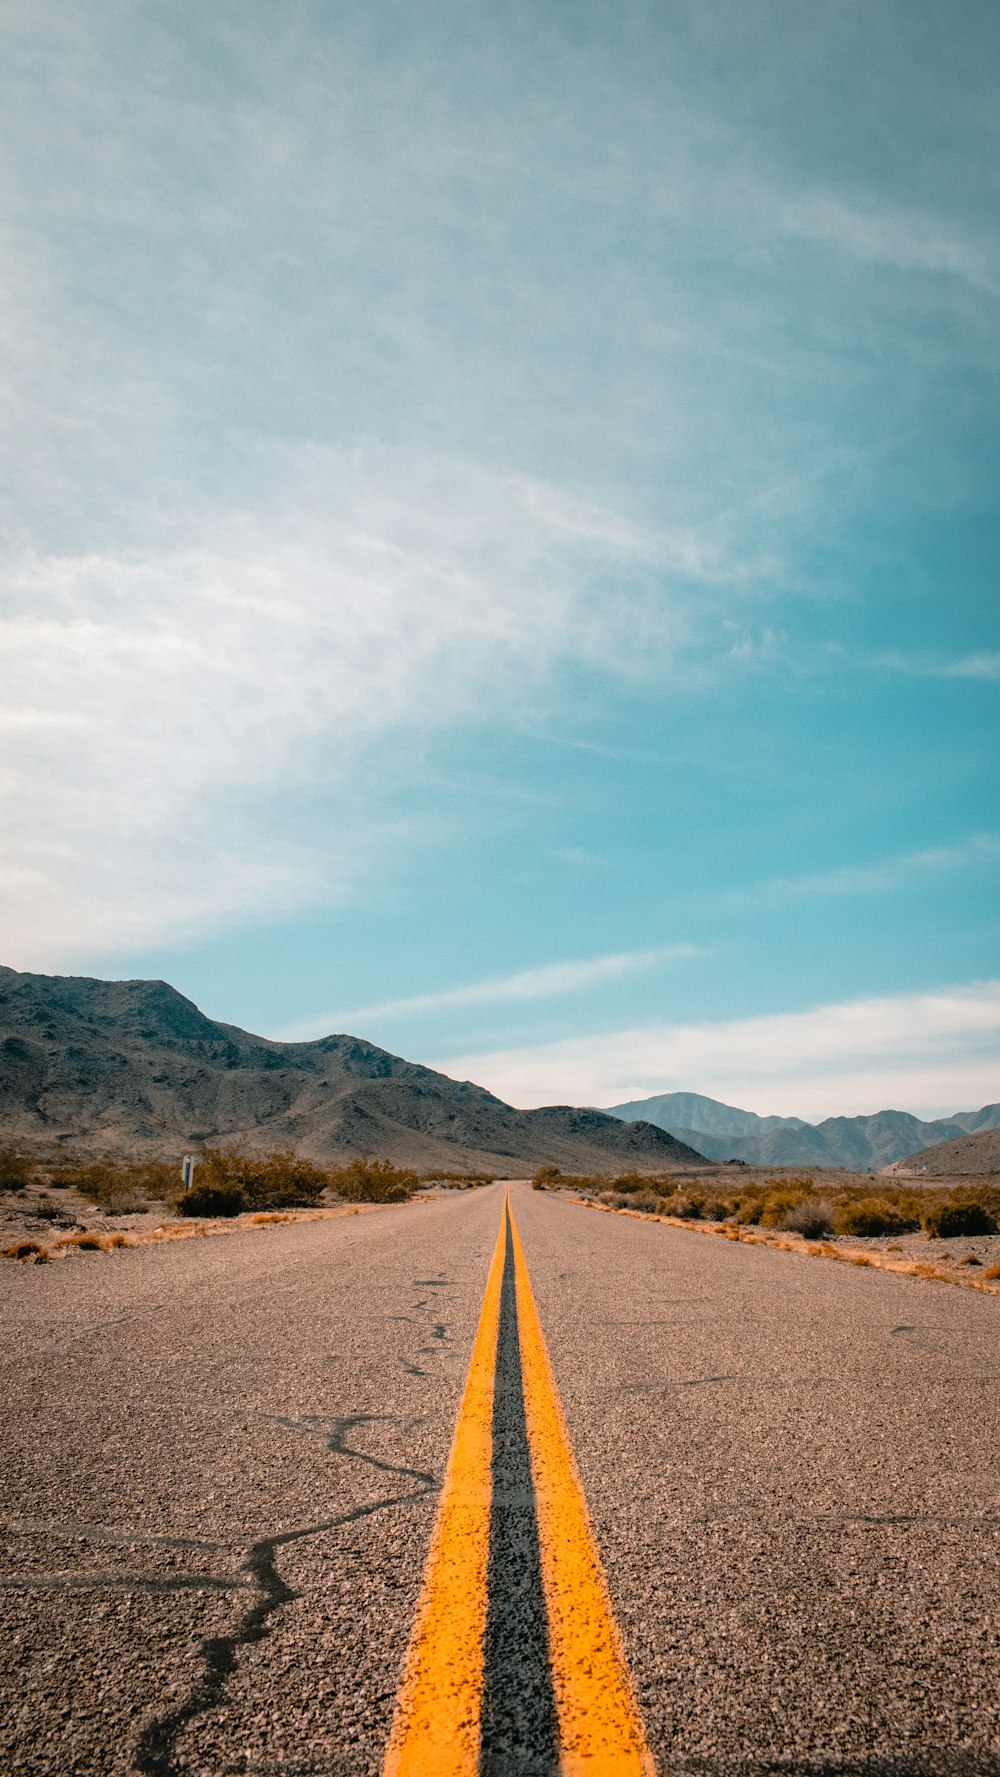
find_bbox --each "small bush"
[922,1201,998,1239]
[657,1193,701,1219]
[958,1253,982,1266]
[32,1198,77,1226]
[53,1160,173,1213]
[327,1158,420,1203]
[782,1200,835,1240]
[629,1190,661,1213]
[532,1166,562,1189]
[758,1185,813,1228]
[55,1233,105,1252]
[430,1172,495,1189]
[608,1173,654,1195]
[835,1198,918,1239]
[983,1265,1000,1281]
[178,1182,247,1218]
[735,1197,765,1225]
[0,1149,36,1192]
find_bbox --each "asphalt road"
[3,1182,999,1775]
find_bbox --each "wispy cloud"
[774,190,1000,296]
[276,943,701,1041]
[1,454,764,964]
[875,650,1000,682]
[732,833,1000,906]
[431,981,1000,1121]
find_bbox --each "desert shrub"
[55,1232,105,1252]
[734,1196,765,1225]
[3,1240,43,1260]
[607,1173,653,1195]
[657,1192,701,1219]
[629,1190,661,1213]
[700,1199,735,1222]
[835,1198,918,1238]
[32,1196,76,1226]
[52,1159,177,1213]
[0,1149,35,1192]
[756,1181,814,1228]
[922,1200,998,1239]
[430,1172,495,1188]
[532,1165,562,1189]
[177,1182,247,1218]
[782,1200,835,1240]
[534,1168,607,1192]
[983,1265,1000,1281]
[193,1148,329,1211]
[54,1166,146,1213]
[326,1158,420,1203]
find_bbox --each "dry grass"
[2,1239,44,1261]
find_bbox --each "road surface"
[2,1181,999,1775]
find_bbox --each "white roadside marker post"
[181,1155,196,1192]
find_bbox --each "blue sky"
[2,0,998,1117]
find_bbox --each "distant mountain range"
[606,1089,1000,1170]
[0,967,703,1175]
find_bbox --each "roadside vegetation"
[531,1165,1000,1240]
[0,1146,493,1238]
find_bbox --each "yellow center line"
[384,1189,652,1775]
[382,1202,507,1777]
[508,1200,654,1776]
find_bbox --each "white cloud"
[734,833,1000,905]
[876,650,1000,682]
[276,943,702,1040]
[1,455,752,964]
[430,981,1000,1120]
[774,190,1000,296]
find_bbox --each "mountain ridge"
[0,966,705,1174]
[606,1088,1000,1169]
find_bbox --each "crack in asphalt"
[134,1329,444,1777]
[262,1412,437,1487]
[133,1458,439,1776]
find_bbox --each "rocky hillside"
[607,1088,1000,1169]
[0,967,705,1174]
[883,1126,1000,1176]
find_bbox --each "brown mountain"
[882,1126,1000,1177]
[0,966,705,1174]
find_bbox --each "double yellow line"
[383,1191,652,1775]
